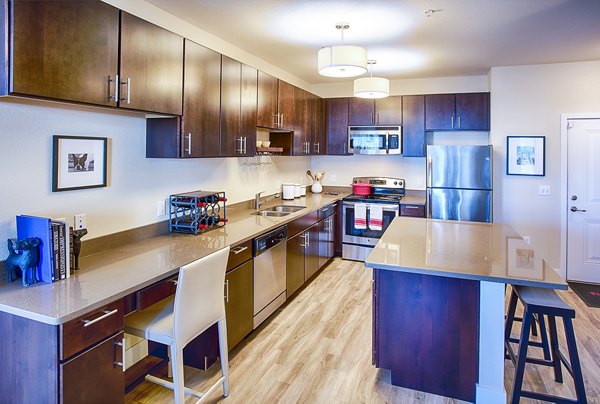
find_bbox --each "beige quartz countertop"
[399,196,426,205]
[0,192,348,325]
[365,217,567,289]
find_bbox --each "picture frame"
[52,135,107,192]
[506,237,543,280]
[506,136,545,176]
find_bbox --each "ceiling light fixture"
[353,60,389,99]
[318,24,367,78]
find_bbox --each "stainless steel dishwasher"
[253,225,287,329]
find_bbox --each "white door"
[567,118,600,283]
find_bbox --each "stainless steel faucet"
[255,191,279,211]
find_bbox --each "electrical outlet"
[330,174,336,183]
[74,213,87,230]
[157,200,166,216]
[523,236,531,245]
[538,185,551,196]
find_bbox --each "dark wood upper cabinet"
[221,57,257,157]
[119,12,184,115]
[311,95,324,155]
[325,98,349,155]
[425,93,489,131]
[375,96,402,125]
[182,40,221,158]
[256,71,278,129]
[278,80,295,131]
[349,98,375,126]
[349,96,402,125]
[402,95,426,157]
[292,86,308,155]
[8,1,119,106]
[455,93,489,130]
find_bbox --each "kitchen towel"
[369,204,383,231]
[354,203,367,230]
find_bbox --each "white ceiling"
[146,0,600,84]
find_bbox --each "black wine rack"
[169,190,227,235]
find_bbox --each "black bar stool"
[504,285,587,404]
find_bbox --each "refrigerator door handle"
[427,188,432,218]
[427,156,433,187]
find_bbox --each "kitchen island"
[365,217,566,404]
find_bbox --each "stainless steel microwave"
[347,126,402,155]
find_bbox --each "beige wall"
[489,60,600,271]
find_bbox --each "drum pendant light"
[354,60,389,99]
[318,24,367,78]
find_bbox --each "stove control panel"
[352,176,405,189]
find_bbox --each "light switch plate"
[538,185,551,196]
[74,213,87,230]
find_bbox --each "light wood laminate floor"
[126,258,600,403]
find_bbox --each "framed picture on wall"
[506,136,545,176]
[52,135,108,192]
[506,237,543,280]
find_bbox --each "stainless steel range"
[342,177,405,261]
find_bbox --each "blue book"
[16,215,55,283]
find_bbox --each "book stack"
[16,215,75,283]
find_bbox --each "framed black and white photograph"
[506,136,545,176]
[52,135,107,192]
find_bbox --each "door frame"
[560,113,600,280]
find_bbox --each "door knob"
[571,195,577,201]
[570,206,587,212]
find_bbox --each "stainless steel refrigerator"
[426,145,492,222]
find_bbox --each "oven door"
[342,201,399,246]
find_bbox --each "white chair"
[125,246,230,404]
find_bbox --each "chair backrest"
[173,246,230,348]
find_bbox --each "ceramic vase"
[311,180,323,194]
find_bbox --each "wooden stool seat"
[505,285,587,404]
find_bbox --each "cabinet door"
[257,71,278,129]
[402,95,426,157]
[220,56,242,157]
[318,219,328,269]
[278,80,295,131]
[401,204,426,217]
[312,96,324,155]
[182,40,221,157]
[286,232,305,298]
[225,260,253,350]
[119,12,183,115]
[292,86,308,155]
[328,213,337,260]
[455,93,489,130]
[325,98,349,155]
[375,96,402,125]
[349,98,375,125]
[425,94,455,130]
[241,64,258,156]
[305,224,320,281]
[11,1,119,106]
[61,333,124,404]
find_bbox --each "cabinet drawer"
[61,299,124,360]
[317,203,337,221]
[136,275,178,311]
[400,204,426,218]
[288,210,319,237]
[227,240,252,271]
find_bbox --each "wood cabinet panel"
[278,80,295,131]
[225,260,253,350]
[400,204,426,218]
[455,93,489,130]
[375,96,402,125]
[292,86,308,155]
[425,94,455,130]
[305,224,320,281]
[135,275,178,311]
[10,0,119,106]
[119,12,183,115]
[61,333,124,404]
[227,240,253,270]
[349,98,375,125]
[325,98,349,155]
[241,63,258,156]
[182,40,221,157]
[288,210,319,237]
[286,232,305,298]
[256,71,278,129]
[402,95,426,157]
[220,56,242,156]
[312,96,324,155]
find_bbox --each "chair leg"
[536,314,551,360]
[510,310,532,404]
[505,289,518,357]
[167,345,173,378]
[563,318,587,403]
[547,315,563,383]
[170,345,186,404]
[218,317,230,397]
[531,314,538,337]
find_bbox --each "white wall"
[489,60,600,271]
[0,99,308,257]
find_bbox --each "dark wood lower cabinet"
[61,333,125,404]
[373,269,479,402]
[286,232,306,298]
[225,260,253,350]
[304,223,320,281]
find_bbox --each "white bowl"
[256,140,262,147]
[261,141,271,147]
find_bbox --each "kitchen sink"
[252,205,306,217]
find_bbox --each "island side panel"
[373,268,480,402]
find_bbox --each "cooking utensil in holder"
[169,190,227,235]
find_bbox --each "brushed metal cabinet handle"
[82,308,118,328]
[231,245,248,254]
